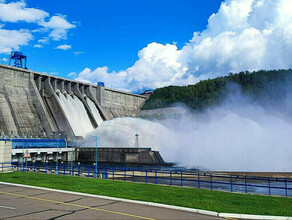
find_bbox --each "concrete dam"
[0,64,147,139]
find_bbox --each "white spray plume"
[84,85,292,172]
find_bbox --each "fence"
[1,162,292,197]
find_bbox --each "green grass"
[0,172,291,217]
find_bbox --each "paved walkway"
[0,183,224,220]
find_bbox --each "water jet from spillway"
[86,98,292,172]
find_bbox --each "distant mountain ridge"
[142,69,292,111]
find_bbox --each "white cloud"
[67,72,77,78]
[73,51,83,56]
[0,57,7,62]
[75,0,292,92]
[55,44,71,50]
[0,1,48,23]
[38,37,49,44]
[0,1,76,54]
[41,15,76,41]
[31,27,46,33]
[76,43,193,92]
[33,44,43,48]
[0,28,32,54]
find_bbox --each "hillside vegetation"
[142,69,292,111]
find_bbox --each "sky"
[0,0,292,93]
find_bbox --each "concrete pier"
[77,148,166,165]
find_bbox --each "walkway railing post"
[230,176,233,192]
[124,169,126,181]
[210,174,213,190]
[268,178,271,195]
[78,164,80,176]
[285,178,288,197]
[88,166,90,178]
[132,170,134,182]
[46,163,48,173]
[146,170,148,184]
[198,173,200,189]
[181,171,183,187]
[245,176,247,194]
[113,169,115,181]
[155,170,157,184]
[170,171,172,186]
[94,166,97,179]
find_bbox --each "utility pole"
[56,134,61,174]
[135,133,140,147]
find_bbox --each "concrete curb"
[0,181,291,220]
[219,213,292,220]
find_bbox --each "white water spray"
[86,91,292,172]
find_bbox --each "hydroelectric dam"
[0,64,165,166]
[0,64,146,138]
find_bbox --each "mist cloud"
[85,84,292,172]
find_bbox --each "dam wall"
[0,64,146,138]
[96,87,146,120]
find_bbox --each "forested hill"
[142,69,292,111]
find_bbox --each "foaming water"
[86,98,103,126]
[58,93,94,136]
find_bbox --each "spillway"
[86,97,103,126]
[58,93,94,137]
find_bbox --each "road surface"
[0,183,226,219]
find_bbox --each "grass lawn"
[0,171,291,217]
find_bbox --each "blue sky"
[0,0,222,74]
[1,0,221,74]
[0,0,292,92]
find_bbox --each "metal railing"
[1,162,291,197]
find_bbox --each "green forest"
[142,69,292,111]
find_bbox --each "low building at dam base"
[3,138,73,163]
[0,138,167,166]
